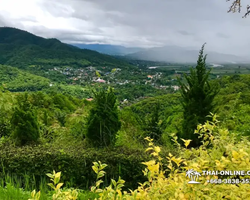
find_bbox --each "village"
[48,65,181,92]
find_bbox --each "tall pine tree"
[86,87,121,147]
[178,43,220,147]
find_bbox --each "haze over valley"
[71,43,250,64]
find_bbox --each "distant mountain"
[70,44,143,56]
[0,27,133,69]
[125,45,249,64]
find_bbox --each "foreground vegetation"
[2,115,250,199]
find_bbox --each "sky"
[0,0,250,56]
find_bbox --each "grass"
[0,173,98,200]
[0,173,49,200]
[0,184,31,200]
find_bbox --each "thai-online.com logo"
[186,169,250,184]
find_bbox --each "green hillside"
[0,64,95,99]
[0,65,50,92]
[0,27,134,69]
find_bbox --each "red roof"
[97,79,106,83]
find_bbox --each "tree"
[177,43,220,147]
[86,87,121,147]
[142,102,164,143]
[96,70,101,78]
[227,0,250,18]
[11,93,40,145]
[0,86,14,138]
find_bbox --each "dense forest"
[1,28,250,199]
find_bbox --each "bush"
[28,114,250,199]
[0,144,151,191]
[90,114,250,199]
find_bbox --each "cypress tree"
[178,43,220,147]
[11,93,39,145]
[143,101,164,142]
[86,87,121,147]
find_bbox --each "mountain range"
[70,44,143,56]
[0,27,132,69]
[124,46,250,64]
[72,44,250,64]
[0,27,249,66]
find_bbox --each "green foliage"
[115,84,168,101]
[91,161,126,199]
[91,161,108,193]
[141,102,165,142]
[52,94,76,112]
[45,170,78,200]
[0,144,149,191]
[86,87,121,147]
[0,183,32,200]
[95,71,101,78]
[0,65,50,92]
[50,93,77,127]
[115,108,145,149]
[178,44,219,147]
[27,91,81,136]
[0,90,83,145]
[65,107,91,138]
[11,93,40,145]
[88,115,250,199]
[0,173,96,200]
[29,190,41,200]
[0,86,14,138]
[44,84,90,99]
[128,93,182,147]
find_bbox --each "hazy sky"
[0,0,250,56]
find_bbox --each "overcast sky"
[0,0,250,56]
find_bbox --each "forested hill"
[0,27,133,69]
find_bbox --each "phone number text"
[207,179,250,184]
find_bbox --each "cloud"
[216,33,230,39]
[177,30,194,36]
[0,0,250,56]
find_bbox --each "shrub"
[90,113,250,199]
[0,144,150,191]
[28,113,250,199]
[29,170,78,200]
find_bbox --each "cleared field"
[157,64,250,76]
